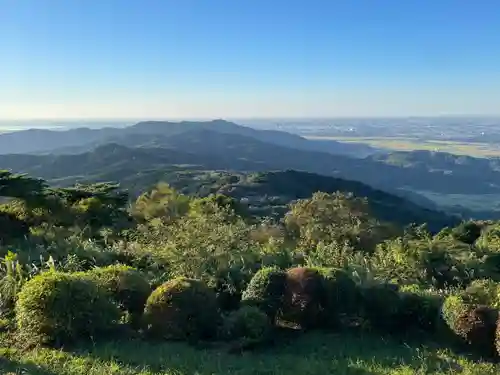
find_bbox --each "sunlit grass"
[2,331,499,375]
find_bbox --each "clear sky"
[2,0,500,119]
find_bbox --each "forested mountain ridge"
[2,120,500,219]
[0,119,373,157]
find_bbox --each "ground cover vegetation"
[2,170,500,374]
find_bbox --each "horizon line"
[1,114,500,122]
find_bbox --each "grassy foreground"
[1,331,499,375]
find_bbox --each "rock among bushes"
[15,271,119,346]
[241,267,286,320]
[143,277,219,341]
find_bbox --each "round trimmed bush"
[360,282,401,332]
[496,318,500,357]
[241,267,286,320]
[143,277,220,341]
[15,271,119,346]
[457,306,498,356]
[281,267,325,329]
[86,265,151,318]
[442,294,498,355]
[214,266,251,312]
[317,267,359,317]
[222,305,271,343]
[441,295,471,334]
[397,285,443,333]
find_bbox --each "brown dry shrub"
[281,267,325,329]
[455,305,498,357]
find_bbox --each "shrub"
[143,277,219,341]
[441,294,498,356]
[441,295,471,334]
[360,282,401,332]
[85,265,151,319]
[214,265,253,312]
[456,306,498,357]
[281,267,325,329]
[317,267,359,315]
[464,279,500,308]
[241,267,286,320]
[222,306,271,344]
[397,285,443,333]
[15,271,119,346]
[496,317,500,357]
[452,221,483,245]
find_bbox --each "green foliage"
[496,318,500,358]
[0,252,26,314]
[132,182,190,223]
[285,192,395,253]
[451,221,483,245]
[241,267,286,320]
[131,202,263,290]
[222,305,271,344]
[359,282,402,332]
[372,234,478,288]
[143,277,220,341]
[85,265,151,321]
[464,279,500,308]
[15,271,119,346]
[316,267,360,321]
[397,285,443,333]
[441,295,472,335]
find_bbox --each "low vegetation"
[3,169,500,374]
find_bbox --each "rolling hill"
[1,120,500,219]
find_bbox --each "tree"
[132,182,190,223]
[285,192,394,253]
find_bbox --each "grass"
[306,136,500,158]
[1,331,499,375]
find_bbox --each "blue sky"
[2,0,500,119]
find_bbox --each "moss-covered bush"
[222,305,271,344]
[360,282,401,332]
[85,264,151,319]
[15,271,119,346]
[241,267,286,320]
[143,277,220,341]
[397,285,443,333]
[281,267,325,329]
